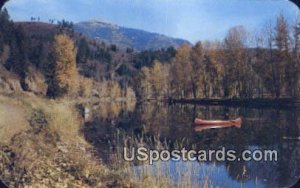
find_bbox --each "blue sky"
[4,0,299,43]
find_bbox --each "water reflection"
[131,160,266,188]
[82,102,300,187]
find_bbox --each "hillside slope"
[74,20,191,51]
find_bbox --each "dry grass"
[45,101,86,145]
[0,94,138,187]
[0,93,213,187]
[107,130,214,188]
[0,96,30,144]
[0,93,85,146]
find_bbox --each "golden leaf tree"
[170,44,192,98]
[52,34,79,97]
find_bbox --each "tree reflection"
[82,102,300,187]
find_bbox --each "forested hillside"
[137,16,300,100]
[1,7,299,101]
[0,8,179,99]
[1,1,299,187]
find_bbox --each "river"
[82,102,300,188]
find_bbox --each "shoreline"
[167,97,300,109]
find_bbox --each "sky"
[4,0,300,43]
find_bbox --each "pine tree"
[76,38,90,64]
[0,0,8,10]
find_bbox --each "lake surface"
[82,102,300,188]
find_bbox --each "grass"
[0,95,30,144]
[0,93,215,187]
[107,129,214,188]
[0,93,137,187]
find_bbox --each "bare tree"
[223,26,248,98]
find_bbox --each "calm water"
[82,102,300,188]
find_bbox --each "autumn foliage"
[52,34,79,97]
[138,14,300,100]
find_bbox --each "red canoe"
[194,117,242,126]
[194,123,241,132]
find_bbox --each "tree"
[223,26,248,98]
[151,60,169,99]
[170,44,192,98]
[51,34,79,97]
[259,20,279,97]
[57,19,74,37]
[5,25,29,87]
[138,66,152,100]
[0,8,11,62]
[274,13,291,97]
[137,60,169,100]
[190,42,205,98]
[76,37,90,64]
[0,0,8,10]
[107,81,121,100]
[287,19,300,96]
[275,13,290,53]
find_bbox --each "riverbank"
[0,94,138,187]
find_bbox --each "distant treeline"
[137,13,300,100]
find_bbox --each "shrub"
[29,109,48,132]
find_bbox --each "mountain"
[74,20,191,51]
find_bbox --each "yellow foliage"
[53,34,79,96]
[125,87,136,100]
[171,44,193,98]
[108,81,122,100]
[139,61,169,100]
[79,76,93,98]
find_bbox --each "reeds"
[107,129,214,188]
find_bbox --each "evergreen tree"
[76,38,90,64]
[0,0,8,10]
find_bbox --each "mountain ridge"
[74,20,191,51]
